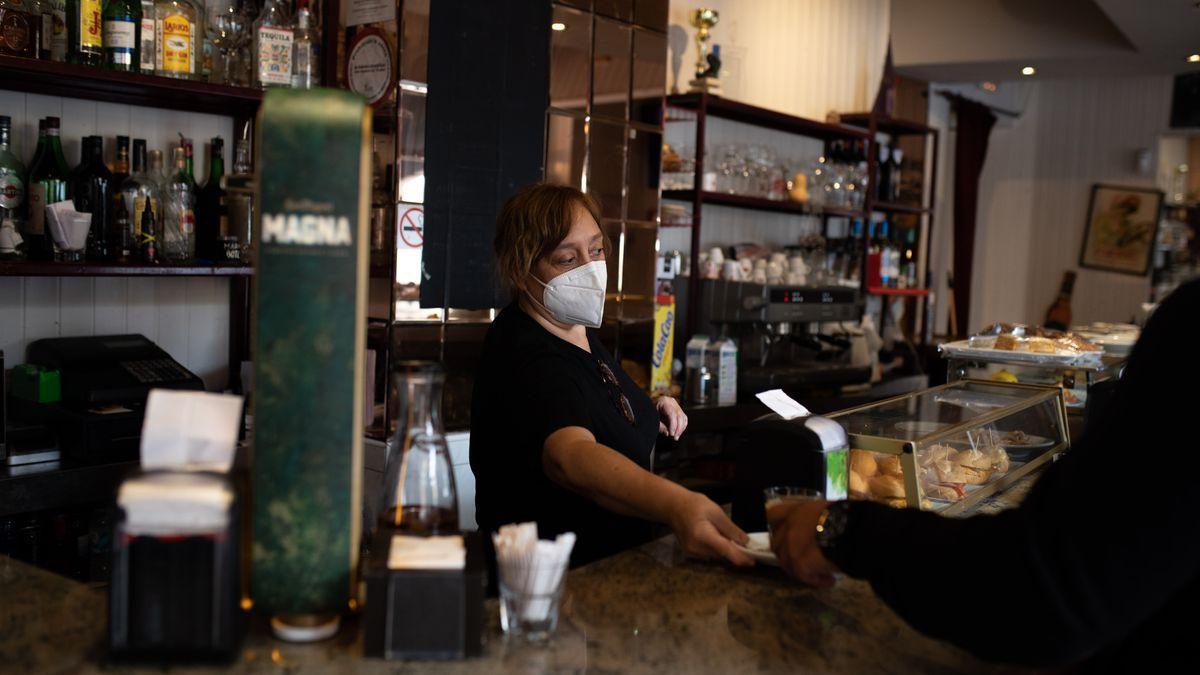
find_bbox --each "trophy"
[688,8,721,94]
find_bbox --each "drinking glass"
[763,486,823,543]
[498,558,568,642]
[222,1,256,86]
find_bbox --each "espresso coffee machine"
[686,279,872,395]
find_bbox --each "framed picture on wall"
[1079,183,1163,276]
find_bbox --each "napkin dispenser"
[109,471,244,661]
[731,414,849,531]
[108,390,245,662]
[363,527,486,660]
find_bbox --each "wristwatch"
[815,500,851,560]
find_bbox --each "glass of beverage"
[763,486,823,543]
[380,361,459,535]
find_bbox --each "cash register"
[21,335,204,459]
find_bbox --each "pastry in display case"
[829,380,1068,515]
[939,324,1123,411]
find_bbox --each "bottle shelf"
[662,189,867,219]
[0,261,254,277]
[0,55,262,115]
[873,201,931,215]
[866,286,929,297]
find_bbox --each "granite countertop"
[0,480,1039,674]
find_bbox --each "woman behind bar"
[470,183,752,566]
[768,277,1200,670]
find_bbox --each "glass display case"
[942,352,1123,413]
[829,380,1068,515]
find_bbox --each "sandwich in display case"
[829,380,1069,515]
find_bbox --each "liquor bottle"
[1043,271,1076,331]
[112,135,130,185]
[25,116,68,260]
[290,0,317,89]
[889,148,904,202]
[877,220,891,287]
[180,136,195,186]
[194,136,224,260]
[138,193,155,261]
[137,0,152,72]
[226,129,253,261]
[30,0,53,59]
[102,0,140,71]
[890,225,902,289]
[161,146,194,261]
[0,0,37,57]
[0,116,27,260]
[67,0,103,65]
[876,143,891,202]
[902,228,918,289]
[154,0,199,79]
[846,219,863,283]
[49,0,65,60]
[120,138,158,261]
[252,0,292,88]
[110,136,131,257]
[147,148,164,189]
[72,135,114,260]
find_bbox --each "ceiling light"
[1021,66,1036,76]
[1189,54,1200,63]
[981,81,998,92]
[551,21,566,31]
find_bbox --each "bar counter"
[1,481,1035,675]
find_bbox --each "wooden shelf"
[666,94,869,142]
[662,189,866,219]
[867,286,929,297]
[0,261,254,277]
[837,112,935,137]
[873,201,931,215]
[0,55,262,115]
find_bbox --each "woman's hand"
[656,396,688,440]
[668,491,753,566]
[767,499,840,588]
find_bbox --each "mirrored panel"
[588,119,627,219]
[551,6,592,113]
[626,127,662,222]
[593,18,632,120]
[546,112,587,189]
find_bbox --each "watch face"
[816,502,848,550]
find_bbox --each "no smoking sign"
[399,207,424,248]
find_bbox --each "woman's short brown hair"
[493,183,604,293]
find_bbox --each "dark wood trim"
[874,201,931,215]
[0,261,254,277]
[0,55,261,115]
[838,112,935,136]
[663,189,866,219]
[667,93,869,141]
[227,276,253,393]
[686,92,707,340]
[867,286,929,297]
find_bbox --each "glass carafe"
[381,361,459,535]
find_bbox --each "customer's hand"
[656,396,688,440]
[669,491,753,566]
[767,499,840,588]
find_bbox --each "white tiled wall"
[0,89,236,390]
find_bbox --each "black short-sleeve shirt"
[470,303,659,564]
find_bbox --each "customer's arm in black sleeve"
[826,280,1200,666]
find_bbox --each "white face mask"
[530,260,608,328]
